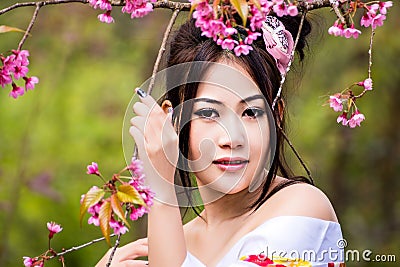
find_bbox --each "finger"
[133,102,149,117]
[136,90,163,114]
[130,116,146,132]
[129,126,146,157]
[118,244,148,261]
[120,260,149,267]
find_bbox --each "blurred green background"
[0,1,399,266]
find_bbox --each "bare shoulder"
[257,181,338,223]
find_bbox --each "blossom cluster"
[0,50,38,99]
[23,222,63,267]
[190,0,299,56]
[328,78,372,128]
[82,158,154,240]
[328,1,392,39]
[88,0,157,23]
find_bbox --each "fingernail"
[168,107,173,114]
[135,88,147,98]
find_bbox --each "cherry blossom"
[47,221,63,239]
[9,83,25,99]
[24,76,39,90]
[348,110,365,128]
[86,162,100,176]
[358,78,373,91]
[329,95,343,112]
[337,113,349,126]
[98,11,114,23]
[328,21,344,37]
[343,25,361,39]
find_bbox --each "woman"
[97,15,345,267]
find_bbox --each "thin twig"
[106,233,122,267]
[271,11,314,183]
[1,0,333,16]
[18,2,42,50]
[272,12,307,110]
[48,234,116,259]
[147,8,181,95]
[278,124,314,182]
[367,27,375,80]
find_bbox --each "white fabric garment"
[182,216,345,267]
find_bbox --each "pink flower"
[358,78,373,91]
[328,21,344,37]
[131,3,153,18]
[343,24,361,39]
[379,1,392,15]
[329,95,343,112]
[371,14,386,29]
[24,76,39,90]
[12,64,29,79]
[13,50,30,66]
[337,113,349,126]
[224,27,237,36]
[287,4,298,16]
[47,221,63,239]
[217,38,238,50]
[0,69,12,88]
[98,10,114,23]
[348,110,365,128]
[87,162,100,175]
[130,205,147,221]
[23,257,34,267]
[9,83,25,99]
[109,219,129,235]
[361,13,373,28]
[88,214,100,226]
[234,43,253,57]
[244,31,261,45]
[273,2,287,17]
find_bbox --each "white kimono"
[182,216,345,266]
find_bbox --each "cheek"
[188,121,217,171]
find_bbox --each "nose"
[217,114,246,149]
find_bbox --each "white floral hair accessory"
[262,16,294,75]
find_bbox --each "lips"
[212,157,249,172]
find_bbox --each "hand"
[129,89,179,201]
[95,238,148,267]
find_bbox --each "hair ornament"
[262,16,294,75]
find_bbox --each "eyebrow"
[193,94,265,105]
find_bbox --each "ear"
[161,99,172,114]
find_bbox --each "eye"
[243,107,265,119]
[194,108,219,119]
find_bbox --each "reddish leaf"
[111,194,130,228]
[230,0,249,26]
[99,200,112,246]
[0,25,26,34]
[117,184,145,206]
[79,187,105,226]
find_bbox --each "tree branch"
[18,2,42,50]
[1,0,335,16]
[147,8,181,95]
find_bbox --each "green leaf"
[79,187,105,226]
[111,194,130,228]
[230,0,249,26]
[0,25,26,34]
[117,183,145,206]
[99,200,112,246]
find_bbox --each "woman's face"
[187,60,273,195]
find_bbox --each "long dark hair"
[163,15,313,216]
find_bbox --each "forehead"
[196,60,261,100]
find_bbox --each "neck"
[199,187,258,226]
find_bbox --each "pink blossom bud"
[86,162,100,175]
[358,78,373,90]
